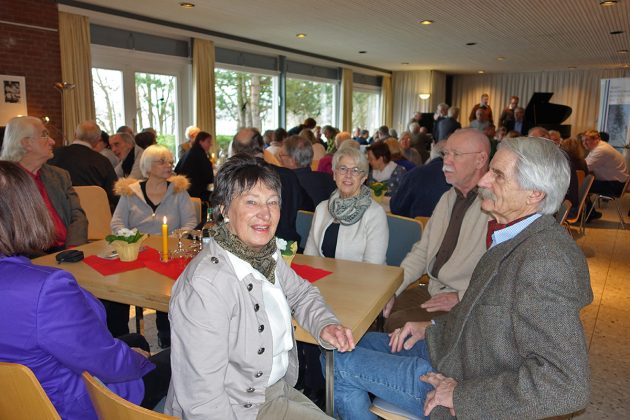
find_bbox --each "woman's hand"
[388,321,430,352]
[320,324,356,352]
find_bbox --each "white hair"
[1,116,41,162]
[499,137,570,215]
[139,144,173,178]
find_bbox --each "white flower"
[117,228,137,238]
[276,237,288,251]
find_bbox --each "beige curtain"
[340,68,353,132]
[58,12,95,144]
[192,38,216,144]
[429,70,447,112]
[381,75,393,129]
[392,70,431,133]
[451,68,630,135]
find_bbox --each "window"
[352,86,381,133]
[214,68,277,151]
[286,77,336,129]
[92,68,125,134]
[135,72,179,154]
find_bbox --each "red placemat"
[144,257,192,280]
[290,263,332,283]
[83,247,161,276]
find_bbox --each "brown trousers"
[383,286,447,332]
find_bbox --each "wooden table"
[33,236,403,415]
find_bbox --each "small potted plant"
[105,228,147,262]
[369,182,388,202]
[276,238,298,265]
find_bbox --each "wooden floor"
[131,196,630,418]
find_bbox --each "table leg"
[135,306,144,335]
[325,348,334,416]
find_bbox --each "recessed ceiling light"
[358,50,367,54]
[496,56,505,61]
[418,20,434,25]
[179,2,195,8]
[618,49,629,54]
[296,33,306,39]
[466,42,477,46]
[611,30,625,35]
[600,0,618,6]
[478,70,485,74]
[568,66,577,69]
[401,62,409,65]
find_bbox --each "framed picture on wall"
[0,75,28,125]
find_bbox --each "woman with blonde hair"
[384,137,415,171]
[300,128,326,162]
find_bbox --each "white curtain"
[392,70,431,133]
[452,68,630,135]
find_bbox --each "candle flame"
[163,216,167,224]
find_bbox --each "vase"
[110,235,147,262]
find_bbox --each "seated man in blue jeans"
[328,137,593,419]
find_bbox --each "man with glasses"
[384,128,490,332]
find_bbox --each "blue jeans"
[322,332,434,420]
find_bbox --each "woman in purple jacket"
[0,161,169,419]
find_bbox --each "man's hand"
[382,295,396,318]
[421,372,457,416]
[320,324,356,352]
[420,292,459,312]
[388,321,430,352]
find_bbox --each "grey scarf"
[328,185,372,226]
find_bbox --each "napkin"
[290,263,332,283]
[83,247,160,276]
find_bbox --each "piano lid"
[524,92,572,126]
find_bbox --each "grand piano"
[524,92,573,138]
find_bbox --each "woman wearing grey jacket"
[166,154,354,420]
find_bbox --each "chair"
[74,186,112,240]
[576,169,586,190]
[369,397,423,420]
[0,362,61,420]
[190,196,202,226]
[82,372,177,419]
[386,214,423,266]
[414,216,430,230]
[296,210,314,251]
[564,174,594,236]
[555,199,572,225]
[586,175,630,229]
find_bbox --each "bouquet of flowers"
[369,182,388,200]
[276,237,298,265]
[106,228,144,244]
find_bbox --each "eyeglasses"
[154,158,174,166]
[336,166,365,177]
[440,150,481,159]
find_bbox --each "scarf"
[328,185,372,226]
[210,222,277,284]
[371,161,398,182]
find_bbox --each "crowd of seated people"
[0,105,614,419]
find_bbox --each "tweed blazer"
[165,239,339,420]
[39,164,88,247]
[425,215,592,419]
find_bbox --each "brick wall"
[1,0,63,146]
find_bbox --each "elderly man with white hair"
[330,136,592,420]
[178,125,201,158]
[110,132,144,179]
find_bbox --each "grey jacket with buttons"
[165,238,339,420]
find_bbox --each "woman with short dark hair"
[166,154,354,419]
[0,161,170,420]
[366,141,407,197]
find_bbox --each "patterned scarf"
[210,222,277,284]
[328,185,372,226]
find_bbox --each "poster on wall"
[0,75,28,126]
[598,78,630,151]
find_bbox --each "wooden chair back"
[296,210,314,251]
[82,372,177,419]
[565,174,594,235]
[414,216,430,230]
[556,199,572,225]
[190,196,202,226]
[74,186,112,240]
[386,214,423,266]
[0,362,60,420]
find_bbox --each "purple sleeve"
[36,270,155,382]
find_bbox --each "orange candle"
[162,216,169,261]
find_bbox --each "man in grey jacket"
[330,137,592,419]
